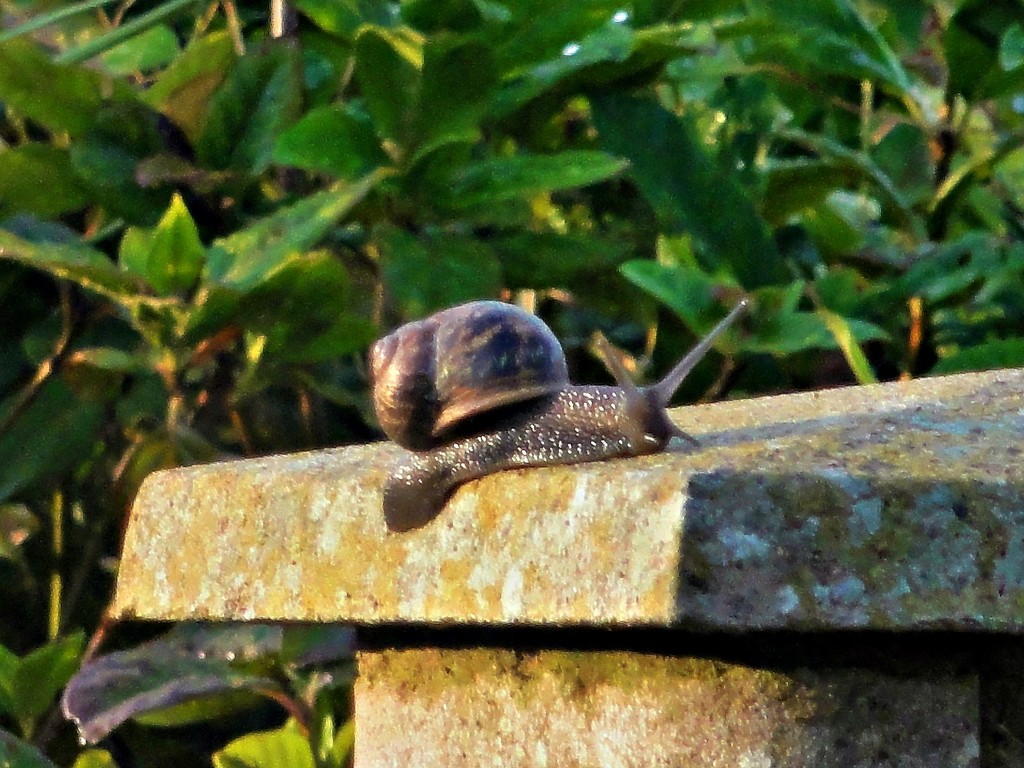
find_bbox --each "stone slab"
[354,648,980,768]
[112,367,1024,630]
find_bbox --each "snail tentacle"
[649,299,748,407]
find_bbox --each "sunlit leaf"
[295,0,397,39]
[142,31,236,143]
[818,309,879,384]
[213,724,316,768]
[205,171,385,290]
[55,0,198,65]
[0,228,145,301]
[100,24,179,74]
[120,194,206,294]
[66,347,155,374]
[71,749,118,768]
[443,151,628,208]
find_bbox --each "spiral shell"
[369,301,569,450]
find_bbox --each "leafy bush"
[0,0,1022,764]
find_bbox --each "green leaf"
[412,37,497,160]
[0,646,17,717]
[0,39,104,136]
[55,0,199,65]
[205,172,384,290]
[817,309,878,384]
[0,729,58,768]
[932,338,1024,375]
[492,232,631,289]
[100,24,180,75]
[273,104,388,179]
[744,311,832,354]
[944,0,1024,99]
[401,0,492,32]
[760,159,860,226]
[0,228,144,302]
[619,260,722,330]
[238,250,374,364]
[377,226,503,316]
[142,31,236,144]
[728,0,912,93]
[871,123,933,206]
[353,26,423,148]
[10,632,85,738]
[198,44,303,174]
[492,22,633,116]
[491,0,627,73]
[69,99,169,224]
[897,234,998,305]
[213,724,316,768]
[324,720,354,768]
[0,0,120,44]
[295,0,397,39]
[66,347,155,374]
[783,126,926,239]
[1001,23,1024,70]
[593,94,785,288]
[72,749,118,768]
[0,379,104,503]
[444,151,627,208]
[120,194,206,295]
[0,144,89,218]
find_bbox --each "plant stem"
[48,488,64,640]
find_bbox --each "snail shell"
[369,301,568,450]
[371,299,747,531]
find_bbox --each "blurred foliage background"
[0,0,1022,765]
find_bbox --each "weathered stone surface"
[354,648,980,768]
[112,367,1024,630]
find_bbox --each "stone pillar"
[112,368,1024,767]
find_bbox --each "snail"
[370,299,748,532]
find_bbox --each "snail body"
[370,300,747,531]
